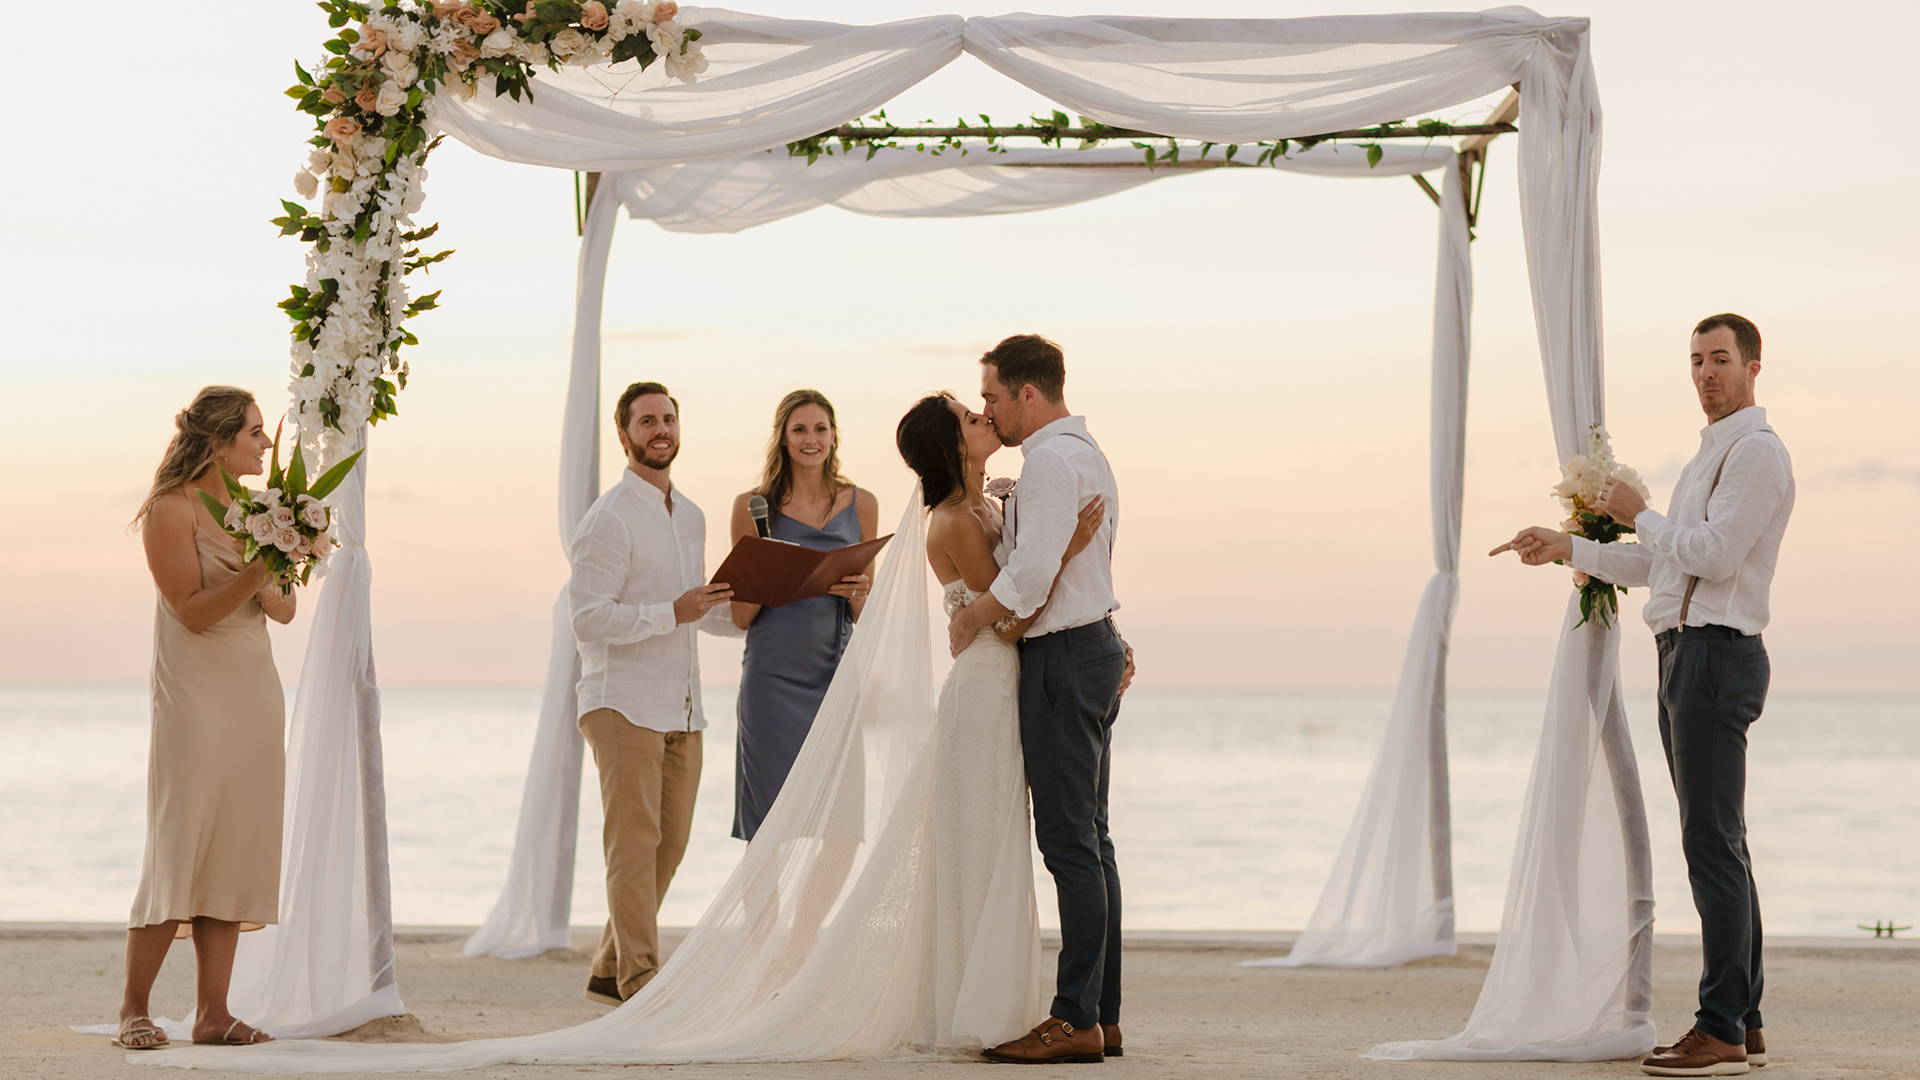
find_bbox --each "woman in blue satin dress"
[727,390,878,841]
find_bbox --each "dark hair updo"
[895,392,966,508]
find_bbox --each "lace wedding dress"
[143,489,1041,1072]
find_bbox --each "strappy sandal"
[192,1018,272,1046]
[112,1016,170,1050]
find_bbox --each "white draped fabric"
[231,6,1648,1060]
[430,10,965,171]
[1244,165,1470,969]
[223,450,405,1038]
[465,142,1458,962]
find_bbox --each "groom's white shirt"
[1571,405,1794,635]
[991,415,1120,637]
[569,469,742,733]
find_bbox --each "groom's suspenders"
[1676,426,1773,631]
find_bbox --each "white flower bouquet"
[1553,424,1650,628]
[196,425,364,595]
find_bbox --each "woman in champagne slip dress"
[116,387,298,1052]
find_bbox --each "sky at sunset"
[2,1,1914,697]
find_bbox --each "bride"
[142,393,1103,1072]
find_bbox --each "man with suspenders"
[1493,314,1796,1077]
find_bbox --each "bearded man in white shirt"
[948,334,1132,1065]
[1493,314,1795,1078]
[569,381,740,1007]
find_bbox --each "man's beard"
[631,443,678,469]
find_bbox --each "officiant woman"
[727,390,877,841]
[116,387,298,1051]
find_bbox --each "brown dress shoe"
[984,1017,1105,1064]
[1641,1029,1749,1076]
[1651,1028,1767,1068]
[583,975,624,1007]
[1101,1023,1123,1057]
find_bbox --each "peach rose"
[579,1,610,30]
[456,7,500,34]
[354,83,381,112]
[359,24,389,56]
[651,1,678,22]
[324,116,363,145]
[432,0,464,17]
[450,38,481,70]
[321,83,347,105]
[1572,570,1591,588]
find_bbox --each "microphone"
[748,494,771,539]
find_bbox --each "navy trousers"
[1018,617,1127,1030]
[1656,624,1769,1045]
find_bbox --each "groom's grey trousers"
[1018,616,1127,1031]
[1656,624,1769,1046]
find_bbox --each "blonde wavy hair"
[133,386,256,527]
[755,389,851,513]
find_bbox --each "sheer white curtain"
[431,9,963,170]
[1245,160,1470,969]
[460,183,617,959]
[609,142,1454,234]
[230,444,405,1038]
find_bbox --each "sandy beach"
[1,925,1913,1079]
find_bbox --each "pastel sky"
[2,1,1914,695]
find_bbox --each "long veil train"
[143,486,1040,1072]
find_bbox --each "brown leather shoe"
[1650,1028,1767,1068]
[1100,1023,1122,1057]
[1641,1029,1749,1076]
[582,975,624,1007]
[984,1017,1105,1064]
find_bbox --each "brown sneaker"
[1101,1023,1123,1058]
[983,1017,1105,1064]
[1641,1029,1749,1076]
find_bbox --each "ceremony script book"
[711,534,893,607]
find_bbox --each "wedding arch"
[244,4,1652,1063]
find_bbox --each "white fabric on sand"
[140,491,1046,1071]
[1244,159,1470,969]
[233,449,405,1038]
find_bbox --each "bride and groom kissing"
[150,333,1133,1073]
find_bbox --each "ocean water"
[1,685,1912,938]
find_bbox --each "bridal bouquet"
[1554,425,1651,629]
[196,426,364,595]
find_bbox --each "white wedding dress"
[142,490,1041,1072]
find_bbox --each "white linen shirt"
[569,470,741,732]
[1571,405,1794,636]
[990,415,1121,637]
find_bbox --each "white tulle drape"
[143,493,1046,1073]
[220,447,405,1038]
[429,10,965,171]
[1244,163,1470,970]
[459,180,615,960]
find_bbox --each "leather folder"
[710,533,893,607]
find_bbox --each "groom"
[949,334,1131,1064]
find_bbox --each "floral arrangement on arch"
[1554,424,1650,629]
[277,0,705,462]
